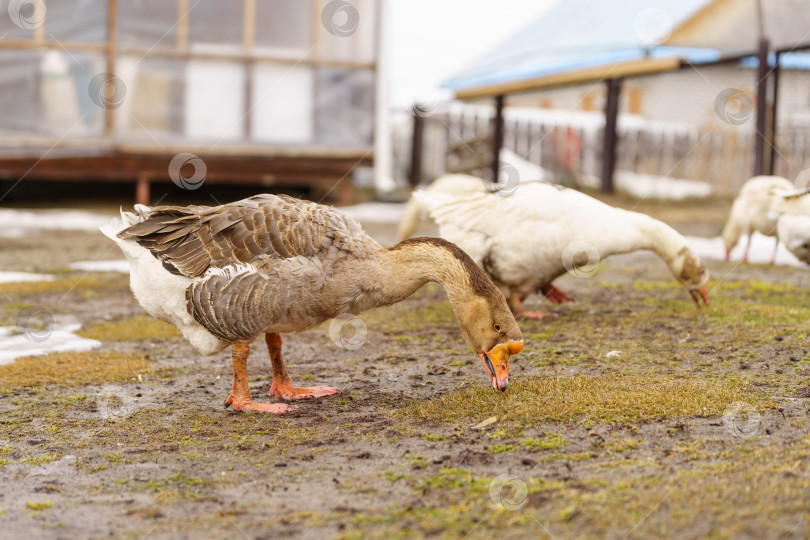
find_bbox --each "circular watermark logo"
[321,0,359,38]
[95,385,137,420]
[169,152,207,190]
[722,401,761,438]
[562,240,601,278]
[412,102,438,118]
[489,474,528,511]
[492,163,520,198]
[634,8,673,46]
[8,0,46,30]
[714,89,753,126]
[16,306,53,343]
[88,72,127,109]
[328,313,367,350]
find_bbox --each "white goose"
[721,176,796,264]
[398,149,546,241]
[774,191,810,264]
[416,182,710,318]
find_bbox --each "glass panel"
[0,49,105,137]
[315,67,373,147]
[115,56,185,140]
[318,0,375,63]
[184,57,245,141]
[0,50,44,135]
[119,0,179,48]
[254,0,313,58]
[251,64,314,144]
[45,0,108,43]
[188,0,243,46]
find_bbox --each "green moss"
[78,315,180,342]
[521,433,565,451]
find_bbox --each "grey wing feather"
[118,194,369,278]
[186,257,331,342]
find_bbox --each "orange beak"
[480,341,523,392]
[689,284,709,307]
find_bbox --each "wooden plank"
[105,0,118,137]
[177,0,189,50]
[455,57,680,100]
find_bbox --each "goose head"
[669,247,710,306]
[452,292,523,392]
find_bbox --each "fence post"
[769,52,781,175]
[754,38,770,176]
[408,105,424,187]
[491,94,505,183]
[601,78,622,194]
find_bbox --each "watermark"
[794,168,810,190]
[722,401,761,438]
[16,306,53,343]
[634,9,673,46]
[489,474,528,511]
[169,152,207,190]
[321,0,359,38]
[412,102,438,118]
[8,0,46,30]
[492,162,520,198]
[88,72,127,109]
[562,240,601,278]
[95,385,137,420]
[328,313,367,350]
[714,89,753,126]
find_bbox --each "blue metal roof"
[444,0,716,90]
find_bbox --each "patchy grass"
[407,374,773,427]
[521,433,566,451]
[0,274,129,297]
[0,351,152,390]
[78,315,180,342]
[340,434,810,539]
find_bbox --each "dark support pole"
[408,105,424,187]
[491,94,505,183]
[754,37,770,176]
[601,78,622,194]
[769,54,781,175]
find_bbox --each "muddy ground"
[1,195,809,539]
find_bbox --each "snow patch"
[0,317,101,365]
[0,271,55,283]
[0,208,112,237]
[687,232,805,267]
[616,172,712,200]
[69,260,131,273]
[339,202,408,224]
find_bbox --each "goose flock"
[102,170,809,414]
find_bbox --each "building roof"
[444,0,810,99]
[444,0,714,92]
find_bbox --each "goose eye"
[494,323,502,332]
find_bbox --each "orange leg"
[769,238,779,265]
[225,343,296,414]
[509,288,556,320]
[266,333,341,400]
[541,283,572,304]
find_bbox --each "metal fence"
[397,58,810,196]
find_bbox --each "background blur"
[0,0,809,205]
